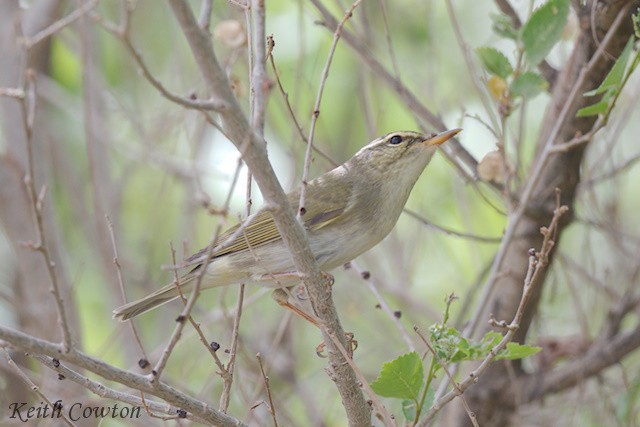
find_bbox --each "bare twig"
[106,215,149,362]
[0,325,249,426]
[20,71,73,352]
[32,354,193,422]
[350,261,416,352]
[257,353,279,427]
[2,349,75,427]
[420,197,569,425]
[92,13,228,112]
[0,87,25,98]
[404,209,503,243]
[298,0,363,218]
[22,0,100,49]
[309,0,481,184]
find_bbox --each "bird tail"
[112,278,193,322]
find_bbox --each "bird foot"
[315,332,358,358]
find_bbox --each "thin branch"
[309,0,481,185]
[22,0,100,49]
[20,71,73,352]
[267,38,337,166]
[0,325,249,426]
[0,87,25,98]
[349,261,416,352]
[404,209,503,243]
[413,327,478,427]
[257,353,280,427]
[2,349,75,427]
[92,12,228,112]
[420,197,569,425]
[298,0,363,218]
[32,354,193,422]
[106,215,149,363]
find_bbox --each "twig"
[0,325,248,426]
[298,0,363,218]
[0,87,25,98]
[413,328,478,427]
[444,0,499,132]
[92,13,228,112]
[257,353,279,427]
[419,195,569,425]
[20,71,73,352]
[167,243,229,376]
[22,0,100,49]
[198,0,214,30]
[377,0,402,82]
[267,37,337,166]
[2,349,76,427]
[106,215,149,363]
[31,354,193,422]
[404,209,502,243]
[308,0,481,184]
[349,261,416,352]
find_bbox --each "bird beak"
[423,128,462,146]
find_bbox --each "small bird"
[113,129,461,321]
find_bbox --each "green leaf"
[491,13,518,40]
[370,352,424,401]
[402,384,435,421]
[576,99,610,117]
[521,0,570,66]
[496,343,542,360]
[476,47,514,79]
[633,8,640,39]
[402,400,417,421]
[510,71,549,98]
[584,36,635,96]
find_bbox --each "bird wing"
[184,177,352,268]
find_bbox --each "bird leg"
[268,273,356,357]
[271,287,320,327]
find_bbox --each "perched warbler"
[113,129,461,321]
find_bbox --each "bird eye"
[389,135,403,145]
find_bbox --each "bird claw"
[315,332,358,358]
[321,271,335,289]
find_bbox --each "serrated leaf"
[584,36,635,96]
[476,47,514,79]
[510,71,549,98]
[521,0,570,66]
[370,352,424,401]
[491,13,518,40]
[496,343,542,360]
[576,99,610,117]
